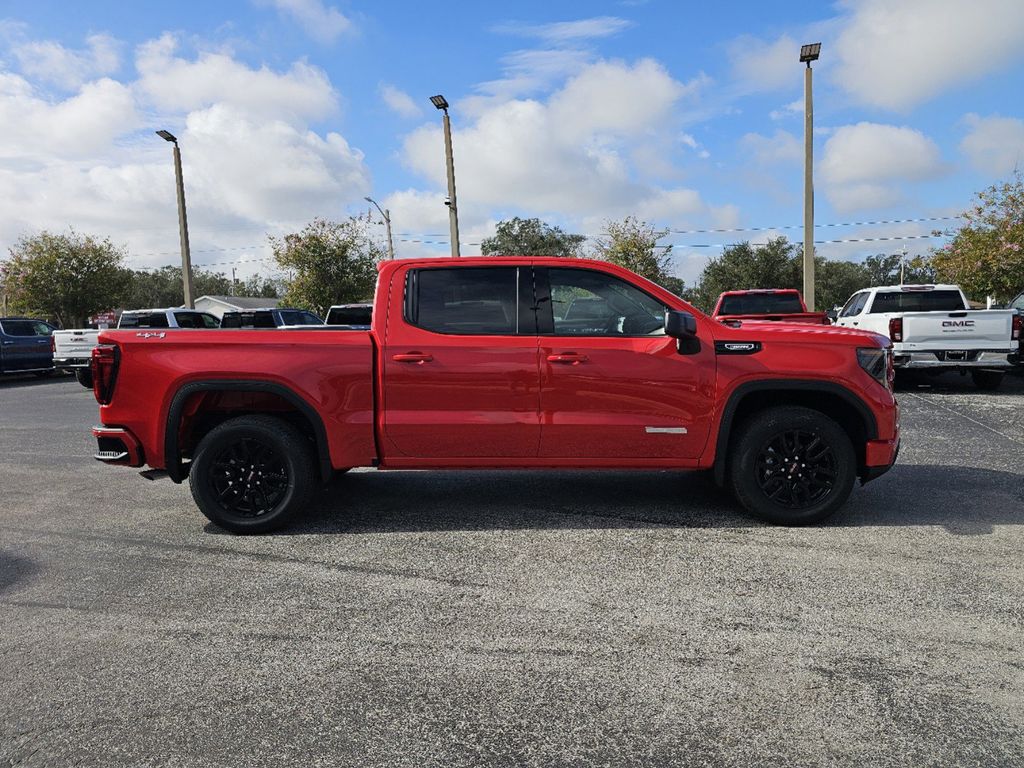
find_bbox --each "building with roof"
[193,295,281,319]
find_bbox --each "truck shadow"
[285,464,1022,536]
[895,370,1024,396]
[0,373,74,390]
[0,552,39,594]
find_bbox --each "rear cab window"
[868,290,966,313]
[119,313,170,329]
[405,267,525,335]
[718,293,803,315]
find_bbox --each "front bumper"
[894,350,1015,370]
[92,425,144,467]
[862,437,900,484]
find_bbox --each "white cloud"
[259,0,353,44]
[398,58,725,244]
[379,84,421,119]
[740,130,802,166]
[135,33,337,120]
[769,99,802,121]
[0,33,370,277]
[960,114,1024,175]
[832,0,1024,111]
[821,122,945,212]
[10,33,120,90]
[494,16,632,44]
[728,34,798,92]
[0,73,138,160]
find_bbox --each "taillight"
[1013,314,1021,341]
[50,335,55,353]
[91,344,119,404]
[888,317,903,343]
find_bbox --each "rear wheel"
[729,406,856,526]
[189,415,316,534]
[970,369,1004,391]
[75,368,93,388]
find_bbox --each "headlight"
[857,347,893,390]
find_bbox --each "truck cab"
[0,317,56,375]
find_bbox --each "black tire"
[189,415,316,534]
[729,406,856,526]
[971,369,1004,391]
[75,368,93,388]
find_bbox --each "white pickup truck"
[834,284,1021,390]
[53,308,220,386]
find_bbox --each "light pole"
[156,130,195,308]
[364,196,395,260]
[429,94,461,257]
[799,42,821,311]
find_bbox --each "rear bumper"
[894,350,1015,369]
[92,425,144,467]
[54,357,90,369]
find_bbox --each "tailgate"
[901,310,1013,349]
[55,330,99,357]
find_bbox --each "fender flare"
[164,380,333,484]
[712,379,879,487]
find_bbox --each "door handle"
[392,352,433,363]
[1,341,13,346]
[547,353,588,364]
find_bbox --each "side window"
[254,312,277,328]
[174,312,200,328]
[201,314,220,328]
[300,312,323,325]
[840,292,868,318]
[408,267,519,335]
[547,268,667,336]
[220,314,241,328]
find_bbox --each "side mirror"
[665,310,697,338]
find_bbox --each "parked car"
[54,308,221,387]
[89,257,899,534]
[834,284,1020,390]
[1008,290,1024,369]
[325,303,372,328]
[219,308,323,328]
[0,317,56,376]
[712,289,830,325]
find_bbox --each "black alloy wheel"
[754,429,837,509]
[189,415,316,534]
[730,406,856,525]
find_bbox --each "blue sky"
[2,0,1023,286]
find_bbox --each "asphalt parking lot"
[1,372,1023,767]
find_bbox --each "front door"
[535,267,716,460]
[382,265,541,459]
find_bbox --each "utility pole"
[231,267,236,296]
[430,95,461,257]
[900,246,907,285]
[156,130,196,308]
[364,197,395,259]
[799,43,821,310]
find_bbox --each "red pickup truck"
[713,289,830,325]
[90,257,899,533]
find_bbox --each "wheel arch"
[712,380,879,487]
[164,380,332,484]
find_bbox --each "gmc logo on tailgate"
[942,320,974,328]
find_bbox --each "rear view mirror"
[665,310,697,338]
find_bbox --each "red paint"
[713,289,830,325]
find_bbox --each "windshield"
[719,293,803,315]
[868,290,966,313]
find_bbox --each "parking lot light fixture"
[799,42,821,310]
[156,129,195,308]
[429,94,460,257]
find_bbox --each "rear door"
[535,266,716,460]
[382,265,541,458]
[0,319,54,371]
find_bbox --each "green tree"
[816,259,870,311]
[689,237,800,312]
[861,253,935,287]
[594,216,686,294]
[931,172,1024,302]
[2,230,130,327]
[122,266,233,309]
[238,273,282,299]
[481,217,587,257]
[271,217,381,315]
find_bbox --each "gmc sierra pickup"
[90,257,900,533]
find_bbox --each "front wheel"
[189,415,316,534]
[971,369,1004,391]
[729,406,856,526]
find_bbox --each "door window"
[407,267,520,335]
[0,320,53,337]
[839,292,868,318]
[545,268,667,336]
